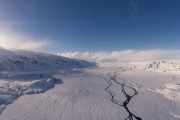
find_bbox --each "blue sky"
[0,0,180,53]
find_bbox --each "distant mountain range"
[131,60,180,73]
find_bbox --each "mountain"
[0,48,95,113]
[0,47,14,56]
[131,60,180,73]
[0,48,95,72]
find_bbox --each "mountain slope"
[0,49,95,71]
[0,48,95,114]
[131,60,180,74]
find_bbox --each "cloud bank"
[0,26,50,51]
[59,50,180,62]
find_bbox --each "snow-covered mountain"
[0,48,95,72]
[131,60,180,74]
[0,48,14,56]
[0,48,95,114]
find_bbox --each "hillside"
[0,48,95,114]
[0,48,95,72]
[131,60,180,74]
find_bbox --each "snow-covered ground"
[0,48,94,114]
[0,48,180,120]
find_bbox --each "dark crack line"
[104,73,142,120]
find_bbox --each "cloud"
[0,26,50,50]
[59,50,180,62]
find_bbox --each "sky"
[0,0,180,58]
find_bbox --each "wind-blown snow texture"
[0,48,95,114]
[0,48,180,120]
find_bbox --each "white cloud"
[59,50,180,62]
[0,25,50,50]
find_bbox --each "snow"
[131,60,180,75]
[0,47,14,56]
[153,84,180,102]
[0,48,180,120]
[0,95,15,104]
[0,48,95,115]
[165,84,180,90]
[0,49,94,72]
[0,62,178,120]
[148,83,180,119]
